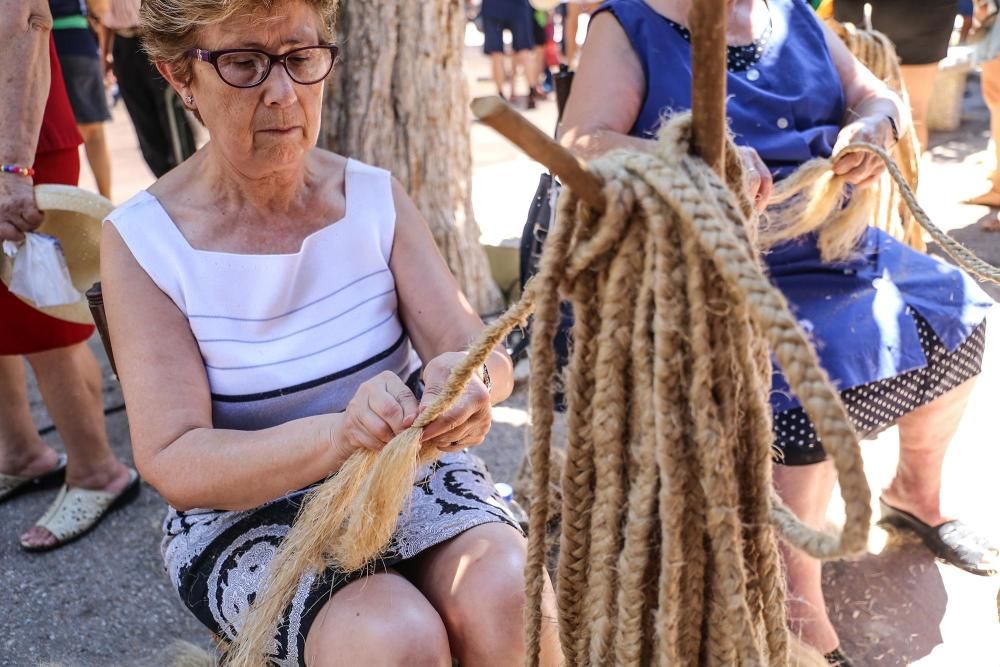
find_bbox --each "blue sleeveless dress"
[595,0,993,461]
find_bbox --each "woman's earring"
[184,95,194,106]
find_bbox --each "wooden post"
[471,96,605,210]
[689,0,729,177]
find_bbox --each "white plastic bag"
[4,233,82,308]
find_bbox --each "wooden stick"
[689,0,729,177]
[471,96,605,209]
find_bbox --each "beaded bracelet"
[1,164,35,178]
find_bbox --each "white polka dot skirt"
[773,315,987,466]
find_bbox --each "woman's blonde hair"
[140,0,339,82]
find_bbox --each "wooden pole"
[471,96,605,210]
[689,0,729,177]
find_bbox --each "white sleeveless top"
[105,158,420,583]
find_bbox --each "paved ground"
[3,33,1000,666]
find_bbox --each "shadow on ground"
[827,533,947,666]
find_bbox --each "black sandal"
[824,647,854,667]
[879,499,999,577]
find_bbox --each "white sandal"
[0,454,67,503]
[21,468,141,552]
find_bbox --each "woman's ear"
[156,60,193,107]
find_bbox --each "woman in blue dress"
[558,0,996,664]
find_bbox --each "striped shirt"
[105,159,420,581]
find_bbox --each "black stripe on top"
[210,331,408,403]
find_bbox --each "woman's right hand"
[336,371,419,453]
[738,145,773,214]
[0,174,43,243]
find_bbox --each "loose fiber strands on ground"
[522,114,873,667]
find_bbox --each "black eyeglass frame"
[185,44,340,89]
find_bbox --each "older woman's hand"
[337,371,419,452]
[0,175,44,243]
[831,116,896,188]
[418,352,492,453]
[737,146,773,214]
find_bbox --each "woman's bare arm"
[389,178,513,406]
[558,12,651,159]
[816,15,908,185]
[0,1,51,243]
[101,223,355,512]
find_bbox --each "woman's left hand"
[831,116,896,188]
[417,352,493,453]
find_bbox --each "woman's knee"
[437,530,529,646]
[305,574,451,667]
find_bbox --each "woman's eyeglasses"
[185,44,339,89]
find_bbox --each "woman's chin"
[251,140,309,167]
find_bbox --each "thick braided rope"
[519,114,870,666]
[839,142,1000,284]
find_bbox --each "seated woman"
[559,0,996,664]
[100,1,561,665]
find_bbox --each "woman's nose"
[262,63,298,106]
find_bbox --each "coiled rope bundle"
[226,114,997,666]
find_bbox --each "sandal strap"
[938,521,1000,562]
[0,454,67,500]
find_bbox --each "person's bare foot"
[880,485,949,528]
[19,459,133,550]
[0,445,61,480]
[962,189,1000,207]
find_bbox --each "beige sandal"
[21,468,141,552]
[0,454,67,503]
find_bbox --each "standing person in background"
[97,0,196,177]
[531,7,555,96]
[965,0,1000,228]
[959,0,975,44]
[1,0,139,552]
[48,0,114,199]
[562,0,601,67]
[482,0,541,107]
[834,0,960,152]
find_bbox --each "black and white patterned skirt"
[773,314,987,466]
[170,451,520,666]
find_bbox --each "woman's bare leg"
[78,122,113,200]
[406,522,563,666]
[773,460,840,655]
[304,570,452,667]
[20,343,130,548]
[882,379,977,526]
[969,57,1000,221]
[0,355,60,479]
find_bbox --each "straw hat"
[0,185,112,325]
[529,0,561,10]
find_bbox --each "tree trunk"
[321,0,504,315]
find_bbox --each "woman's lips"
[260,126,300,134]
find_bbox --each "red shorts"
[0,148,96,356]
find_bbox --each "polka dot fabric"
[662,15,771,73]
[773,314,988,466]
